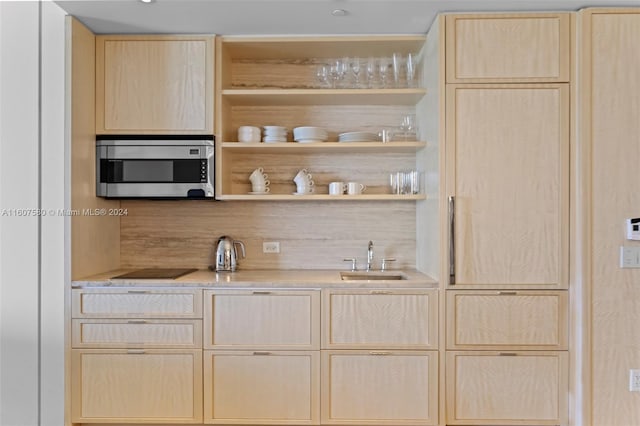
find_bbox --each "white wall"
[0,1,66,425]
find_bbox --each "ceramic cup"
[251,184,270,193]
[295,184,315,194]
[329,181,346,195]
[250,167,267,181]
[294,169,312,184]
[347,182,366,195]
[238,126,261,143]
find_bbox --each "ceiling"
[55,0,640,35]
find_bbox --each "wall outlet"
[630,369,640,392]
[262,241,280,254]
[620,246,640,268]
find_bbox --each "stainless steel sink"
[340,271,407,281]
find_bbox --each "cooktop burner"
[112,268,197,279]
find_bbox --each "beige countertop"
[72,268,438,289]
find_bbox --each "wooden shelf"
[221,88,427,106]
[220,36,427,60]
[216,194,426,201]
[220,141,426,153]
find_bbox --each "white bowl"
[293,126,328,141]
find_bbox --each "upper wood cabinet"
[446,84,570,289]
[445,14,571,82]
[96,35,214,134]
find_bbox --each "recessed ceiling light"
[140,0,154,3]
[331,9,348,17]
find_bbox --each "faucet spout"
[367,240,374,271]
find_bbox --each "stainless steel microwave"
[96,136,214,199]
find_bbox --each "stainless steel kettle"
[215,236,246,272]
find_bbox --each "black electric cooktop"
[112,268,197,279]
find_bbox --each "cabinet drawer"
[446,290,568,349]
[72,288,203,318]
[321,350,438,425]
[204,350,320,424]
[204,290,319,350]
[72,319,202,348]
[446,351,568,425]
[71,349,203,423]
[322,289,437,349]
[446,13,571,82]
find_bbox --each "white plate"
[248,191,270,195]
[263,137,288,143]
[263,126,287,131]
[295,139,325,143]
[338,132,379,142]
[292,192,314,195]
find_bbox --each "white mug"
[250,168,266,180]
[238,126,261,143]
[347,182,366,195]
[329,181,346,195]
[294,169,312,183]
[251,185,270,193]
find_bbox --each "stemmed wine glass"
[316,64,329,88]
[350,57,361,88]
[378,58,390,88]
[330,58,347,88]
[366,57,376,88]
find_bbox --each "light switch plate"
[263,241,280,254]
[620,246,640,268]
[630,369,640,392]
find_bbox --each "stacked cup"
[293,169,315,194]
[249,167,270,194]
[238,126,261,143]
[263,126,287,143]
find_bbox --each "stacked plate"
[263,126,287,143]
[338,131,380,143]
[293,126,328,143]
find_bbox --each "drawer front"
[72,288,203,318]
[204,350,320,424]
[204,290,320,350]
[446,290,568,349]
[323,289,438,349]
[71,349,203,423]
[446,13,571,82]
[72,319,202,348]
[321,350,438,425]
[446,351,568,425]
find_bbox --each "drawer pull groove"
[252,291,271,295]
[253,351,272,355]
[499,352,518,356]
[127,349,146,354]
[369,351,392,356]
[370,290,392,295]
[498,291,517,295]
[127,320,147,324]
[127,290,149,294]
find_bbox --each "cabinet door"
[445,14,570,82]
[446,290,568,350]
[96,36,214,134]
[321,350,438,425]
[446,84,569,288]
[322,289,438,349]
[204,289,319,350]
[72,288,203,318]
[71,349,202,423]
[204,350,320,425]
[72,319,202,348]
[446,351,568,425]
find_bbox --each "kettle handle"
[234,241,246,259]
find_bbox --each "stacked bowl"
[263,126,287,143]
[293,126,328,143]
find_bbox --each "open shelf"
[221,89,427,106]
[216,194,427,201]
[220,141,426,153]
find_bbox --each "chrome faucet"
[367,240,374,271]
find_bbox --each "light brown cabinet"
[71,288,204,423]
[321,350,438,425]
[203,289,320,424]
[445,13,571,83]
[204,350,320,424]
[445,83,570,289]
[322,289,437,349]
[446,290,568,350]
[446,351,568,425]
[96,35,214,134]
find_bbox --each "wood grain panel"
[204,350,320,424]
[322,289,437,349]
[321,350,438,425]
[446,14,570,82]
[96,36,214,134]
[446,291,568,349]
[71,319,202,348]
[119,200,416,270]
[71,349,202,423]
[585,10,640,426]
[72,288,202,318]
[446,84,569,288]
[446,351,568,425]
[204,290,319,350]
[69,18,120,280]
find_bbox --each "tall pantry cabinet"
[443,14,572,425]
